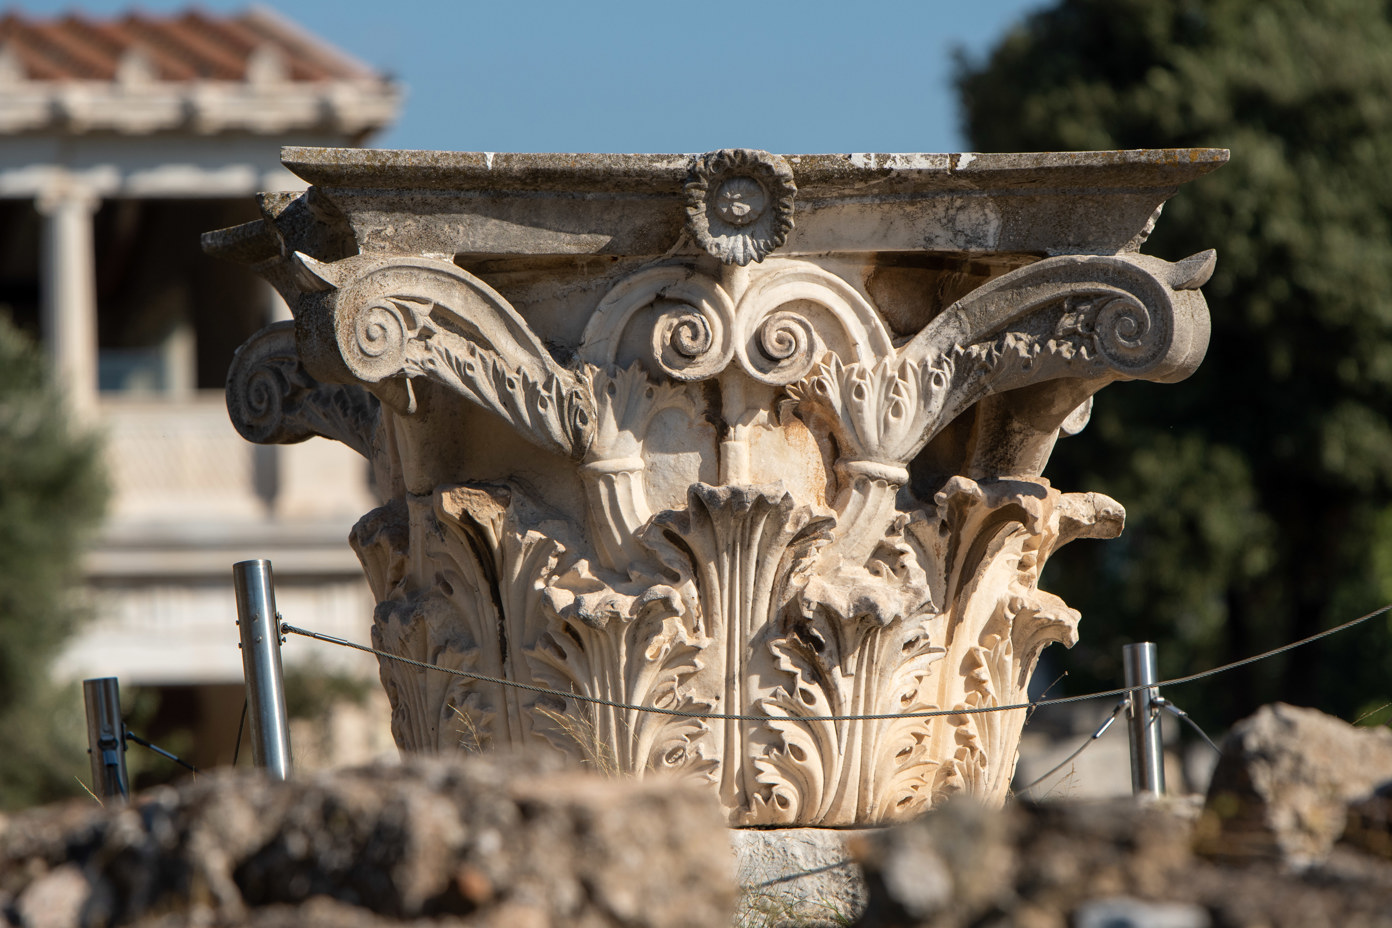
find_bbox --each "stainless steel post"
[83,677,129,802]
[233,559,293,779]
[1123,641,1165,797]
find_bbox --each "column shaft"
[37,185,100,418]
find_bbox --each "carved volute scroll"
[216,147,1224,827]
[578,259,893,385]
[291,251,596,459]
[225,320,379,458]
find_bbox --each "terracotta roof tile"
[237,7,375,81]
[60,18,130,74]
[0,5,382,83]
[128,12,246,79]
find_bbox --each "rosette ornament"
[684,149,796,266]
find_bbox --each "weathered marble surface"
[209,147,1224,826]
[731,827,870,927]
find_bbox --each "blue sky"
[8,1,1049,152]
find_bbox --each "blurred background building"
[0,7,399,771]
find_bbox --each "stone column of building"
[36,180,100,419]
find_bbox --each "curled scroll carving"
[789,251,1215,488]
[747,309,821,384]
[349,298,411,381]
[293,252,596,459]
[583,266,736,381]
[581,259,893,385]
[225,319,378,457]
[1094,295,1152,358]
[906,251,1212,387]
[652,300,726,381]
[734,261,893,382]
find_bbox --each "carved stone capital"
[211,147,1225,826]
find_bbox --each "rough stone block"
[1197,702,1392,863]
[731,827,869,927]
[854,790,1392,927]
[0,754,736,928]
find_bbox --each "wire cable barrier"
[1015,699,1128,798]
[125,730,199,775]
[1155,698,1222,755]
[1012,694,1226,799]
[231,699,248,767]
[280,602,1390,725]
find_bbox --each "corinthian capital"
[210,147,1226,826]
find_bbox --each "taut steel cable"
[280,603,1390,723]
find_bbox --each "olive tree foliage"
[956,0,1392,727]
[0,313,107,808]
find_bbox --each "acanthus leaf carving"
[779,251,1211,580]
[749,522,947,825]
[908,252,1211,438]
[415,331,596,460]
[643,484,833,814]
[909,477,1124,804]
[579,363,700,572]
[424,479,721,782]
[788,354,953,566]
[528,553,717,781]
[352,497,498,754]
[790,354,954,473]
[433,482,574,751]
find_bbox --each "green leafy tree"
[0,313,107,808]
[957,0,1392,729]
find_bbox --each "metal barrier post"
[83,677,129,802]
[233,559,293,779]
[1123,641,1165,797]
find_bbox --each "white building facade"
[0,8,400,760]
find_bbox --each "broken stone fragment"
[1196,702,1392,864]
[0,754,736,928]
